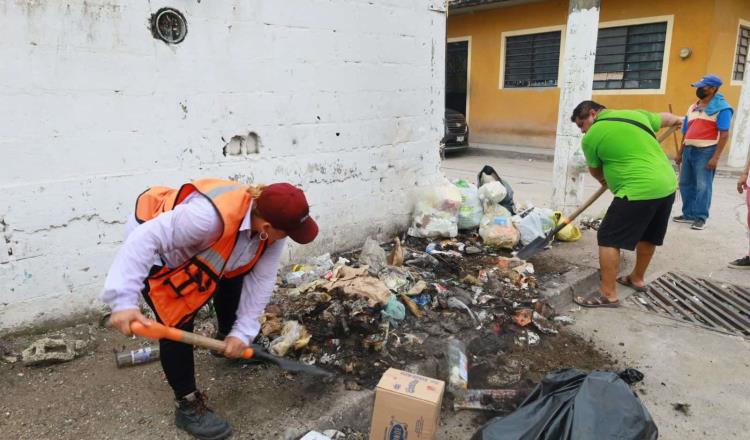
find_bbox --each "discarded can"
[446,337,468,400]
[115,346,160,368]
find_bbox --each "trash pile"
[253,165,587,396]
[260,236,573,394]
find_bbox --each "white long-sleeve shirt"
[100,193,285,345]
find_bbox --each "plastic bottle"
[446,337,468,399]
[115,346,160,368]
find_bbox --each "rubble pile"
[258,234,572,391]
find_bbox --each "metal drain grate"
[629,272,750,338]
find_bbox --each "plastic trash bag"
[477,165,516,214]
[552,211,581,242]
[515,212,544,246]
[269,320,311,357]
[381,294,406,326]
[515,208,556,246]
[359,237,387,273]
[478,182,508,210]
[471,368,657,440]
[455,179,483,230]
[408,184,462,238]
[479,201,517,249]
[479,213,519,249]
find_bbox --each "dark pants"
[679,145,717,221]
[143,274,243,399]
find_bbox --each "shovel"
[516,185,608,260]
[130,321,333,377]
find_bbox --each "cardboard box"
[369,368,445,440]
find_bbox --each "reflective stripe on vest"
[134,179,268,327]
[195,247,226,275]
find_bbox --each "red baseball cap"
[255,183,318,244]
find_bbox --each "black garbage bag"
[471,368,658,440]
[477,165,516,214]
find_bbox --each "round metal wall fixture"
[151,8,187,44]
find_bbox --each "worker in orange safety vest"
[101,178,318,440]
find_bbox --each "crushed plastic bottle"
[446,337,468,400]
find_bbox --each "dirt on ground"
[0,236,614,439]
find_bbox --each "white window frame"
[592,15,674,96]
[498,25,566,90]
[730,19,750,86]
[447,36,472,122]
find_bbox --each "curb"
[465,146,553,163]
[282,388,375,439]
[539,266,600,311]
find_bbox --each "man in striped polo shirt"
[674,74,734,230]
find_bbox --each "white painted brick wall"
[0,0,446,333]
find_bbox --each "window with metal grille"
[503,31,561,88]
[734,26,749,82]
[594,22,668,90]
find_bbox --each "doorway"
[446,38,470,118]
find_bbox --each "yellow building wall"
[448,1,569,147]
[448,0,750,154]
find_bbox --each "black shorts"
[597,193,675,250]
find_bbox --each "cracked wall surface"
[0,0,446,333]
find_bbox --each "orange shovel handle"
[130,321,254,360]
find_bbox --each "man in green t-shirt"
[569,100,682,307]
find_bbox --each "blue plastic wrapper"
[412,293,432,309]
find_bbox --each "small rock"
[465,246,481,255]
[21,338,76,366]
[2,355,19,363]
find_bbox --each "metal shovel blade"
[516,185,609,261]
[516,234,552,260]
[241,345,334,377]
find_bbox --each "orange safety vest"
[135,178,269,327]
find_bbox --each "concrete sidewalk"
[442,150,750,439]
[468,142,744,178]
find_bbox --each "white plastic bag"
[478,181,508,209]
[454,179,482,230]
[514,208,556,246]
[359,237,387,273]
[408,184,462,238]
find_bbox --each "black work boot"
[175,391,232,440]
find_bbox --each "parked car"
[442,108,469,153]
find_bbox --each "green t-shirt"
[581,109,677,201]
